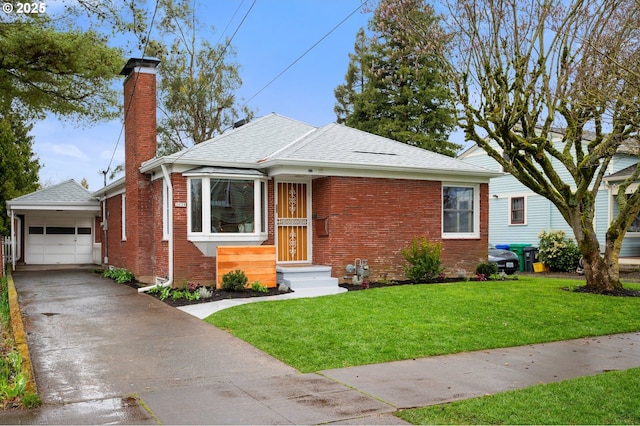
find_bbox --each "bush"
[221,270,248,291]
[538,230,582,272]
[475,262,498,277]
[401,236,445,282]
[251,281,269,293]
[102,267,135,283]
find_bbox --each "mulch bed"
[130,269,640,308]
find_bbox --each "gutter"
[138,164,173,293]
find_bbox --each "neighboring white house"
[458,129,640,264]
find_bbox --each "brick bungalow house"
[8,57,501,288]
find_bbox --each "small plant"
[171,290,184,300]
[102,267,135,284]
[158,286,171,301]
[251,281,269,294]
[401,236,445,282]
[538,230,582,272]
[476,273,487,281]
[183,290,201,301]
[186,281,199,292]
[197,286,213,299]
[475,261,498,278]
[221,270,249,291]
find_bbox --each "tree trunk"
[570,211,623,293]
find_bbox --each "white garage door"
[26,216,94,264]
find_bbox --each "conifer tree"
[334,0,458,156]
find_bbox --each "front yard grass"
[397,367,640,425]
[206,276,640,373]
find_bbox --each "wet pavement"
[2,268,640,424]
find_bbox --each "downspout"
[138,165,173,292]
[102,195,108,265]
[10,210,15,271]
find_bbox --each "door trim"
[274,179,312,264]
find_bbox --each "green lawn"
[397,367,640,425]
[206,276,640,372]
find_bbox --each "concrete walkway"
[2,268,640,425]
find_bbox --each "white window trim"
[121,194,126,241]
[187,176,268,243]
[508,195,527,226]
[442,183,480,239]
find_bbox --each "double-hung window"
[509,196,526,225]
[442,184,480,239]
[187,170,268,243]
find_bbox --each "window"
[210,178,254,233]
[510,196,526,225]
[188,175,267,238]
[442,184,480,238]
[190,179,203,232]
[46,227,75,234]
[626,194,640,233]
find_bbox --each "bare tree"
[388,0,640,292]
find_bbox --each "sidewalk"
[3,269,640,425]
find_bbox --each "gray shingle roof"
[141,113,499,178]
[8,179,99,206]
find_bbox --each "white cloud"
[51,144,89,160]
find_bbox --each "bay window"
[187,171,267,241]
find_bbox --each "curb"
[6,268,37,394]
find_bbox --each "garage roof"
[7,179,101,213]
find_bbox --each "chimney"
[120,57,160,168]
[119,57,160,283]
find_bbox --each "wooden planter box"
[216,245,277,289]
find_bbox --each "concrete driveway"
[1,268,399,425]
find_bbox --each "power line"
[242,0,369,108]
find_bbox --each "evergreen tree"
[334,0,458,156]
[0,110,40,235]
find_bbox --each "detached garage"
[6,180,101,267]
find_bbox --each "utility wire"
[211,0,256,72]
[242,0,369,108]
[216,0,247,47]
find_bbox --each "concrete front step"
[276,265,340,290]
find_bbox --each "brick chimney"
[120,57,160,283]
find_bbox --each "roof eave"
[263,159,503,181]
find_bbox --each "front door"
[276,181,310,263]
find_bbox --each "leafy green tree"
[0,111,40,235]
[334,0,458,156]
[389,0,640,292]
[0,15,123,122]
[148,0,253,155]
[0,8,123,214]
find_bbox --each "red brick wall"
[122,66,158,282]
[104,194,128,269]
[311,176,488,281]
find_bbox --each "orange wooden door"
[276,182,309,262]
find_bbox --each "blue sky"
[31,0,464,191]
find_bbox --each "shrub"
[401,236,445,283]
[538,230,582,272]
[251,281,269,294]
[221,270,248,291]
[197,286,213,299]
[102,267,135,284]
[475,262,498,277]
